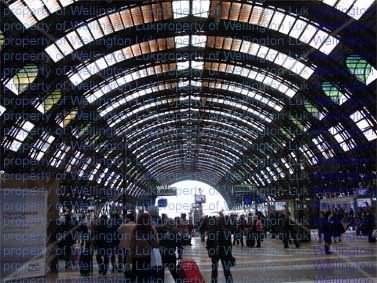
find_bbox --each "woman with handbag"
[131,212,162,283]
[206,216,234,283]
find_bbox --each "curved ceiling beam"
[149,160,227,182]
[39,0,340,64]
[130,134,246,164]
[142,148,236,171]
[99,88,278,127]
[127,119,253,150]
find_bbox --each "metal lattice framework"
[1,0,376,207]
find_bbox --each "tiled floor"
[54,231,377,283]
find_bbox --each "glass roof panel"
[193,0,210,17]
[279,14,296,35]
[9,1,37,28]
[192,35,207,47]
[175,35,190,48]
[173,0,190,18]
[346,55,377,85]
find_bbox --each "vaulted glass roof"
[2,0,376,204]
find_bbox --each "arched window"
[304,100,326,120]
[346,55,377,85]
[36,89,62,113]
[322,82,350,105]
[4,64,38,95]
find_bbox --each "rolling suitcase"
[177,260,205,283]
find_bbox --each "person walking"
[109,212,122,272]
[157,218,180,282]
[323,210,334,254]
[94,215,113,275]
[365,210,376,243]
[253,212,264,248]
[118,213,137,277]
[131,212,161,283]
[207,216,234,283]
[282,212,299,249]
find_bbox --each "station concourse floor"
[54,231,377,283]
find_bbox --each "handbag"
[150,248,162,267]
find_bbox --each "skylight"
[205,62,298,98]
[304,100,327,120]
[328,123,356,151]
[321,0,375,20]
[8,0,77,28]
[3,120,35,152]
[207,36,315,80]
[45,3,173,62]
[173,0,190,18]
[299,144,318,166]
[175,35,190,48]
[212,2,340,55]
[29,132,55,161]
[192,35,207,47]
[0,105,6,117]
[350,108,377,141]
[4,64,38,95]
[322,82,350,105]
[346,55,377,85]
[312,135,335,159]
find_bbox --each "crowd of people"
[318,208,376,254]
[200,211,303,250]
[56,207,376,282]
[56,211,197,282]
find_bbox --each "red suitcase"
[178,260,205,283]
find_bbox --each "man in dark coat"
[282,212,299,248]
[365,210,376,243]
[157,219,179,281]
[206,216,233,283]
[323,211,334,254]
[94,215,113,275]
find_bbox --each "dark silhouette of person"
[323,211,333,255]
[206,216,234,283]
[282,212,299,248]
[94,215,113,275]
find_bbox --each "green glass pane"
[13,64,38,94]
[281,127,294,140]
[63,108,78,127]
[304,100,322,120]
[322,82,347,105]
[346,55,372,84]
[0,30,4,52]
[292,117,305,131]
[43,90,62,112]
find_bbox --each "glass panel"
[45,44,63,62]
[4,64,38,95]
[193,0,210,17]
[322,82,349,105]
[346,55,377,85]
[173,0,190,18]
